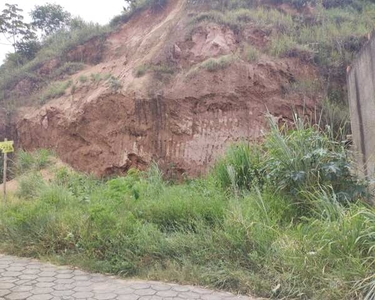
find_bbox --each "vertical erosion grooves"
[16,93,267,177]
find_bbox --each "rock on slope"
[17,0,319,177]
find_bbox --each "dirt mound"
[16,0,321,177]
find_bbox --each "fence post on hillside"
[2,138,7,203]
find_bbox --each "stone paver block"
[27,294,53,300]
[6,291,32,299]
[95,293,117,300]
[73,291,95,298]
[156,290,178,298]
[0,254,258,300]
[0,289,11,297]
[134,289,156,296]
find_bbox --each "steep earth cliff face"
[16,0,320,176]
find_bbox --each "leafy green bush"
[263,117,366,204]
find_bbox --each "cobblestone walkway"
[0,255,257,300]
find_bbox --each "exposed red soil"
[14,0,321,177]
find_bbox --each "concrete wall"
[348,34,375,179]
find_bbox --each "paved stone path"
[0,255,256,300]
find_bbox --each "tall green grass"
[0,118,373,299]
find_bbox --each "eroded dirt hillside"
[16,0,320,177]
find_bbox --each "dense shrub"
[263,118,366,204]
[213,116,367,217]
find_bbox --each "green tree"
[0,3,36,55]
[31,3,71,37]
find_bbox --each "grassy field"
[0,118,374,299]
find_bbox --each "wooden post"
[3,138,7,203]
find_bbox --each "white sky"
[0,0,125,63]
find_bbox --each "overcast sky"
[0,0,124,63]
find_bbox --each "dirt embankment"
[16,0,321,177]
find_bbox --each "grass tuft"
[200,55,234,72]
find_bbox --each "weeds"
[90,73,102,84]
[16,149,51,174]
[79,75,88,83]
[107,76,123,92]
[200,55,234,72]
[0,117,373,299]
[133,64,174,78]
[133,65,149,78]
[39,80,72,104]
[243,45,260,62]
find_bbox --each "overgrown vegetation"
[0,118,373,299]
[39,80,72,104]
[187,0,375,133]
[0,13,110,106]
